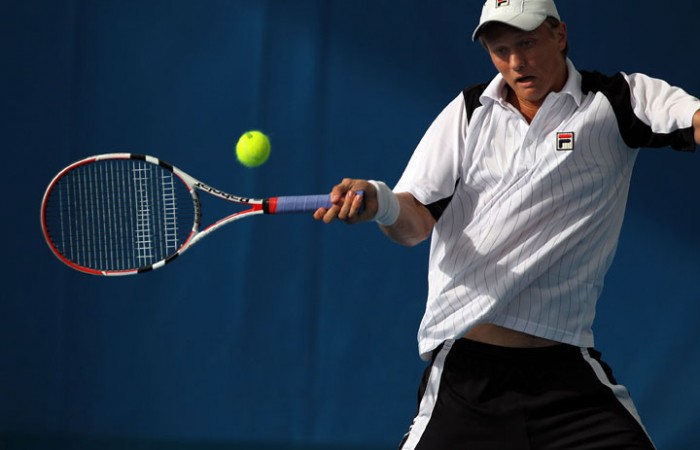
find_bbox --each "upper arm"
[694,109,700,145]
[610,73,699,150]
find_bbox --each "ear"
[556,22,568,52]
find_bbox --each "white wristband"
[368,180,400,226]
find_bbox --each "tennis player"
[315,0,700,448]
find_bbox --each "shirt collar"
[480,58,583,107]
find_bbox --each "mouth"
[515,76,536,84]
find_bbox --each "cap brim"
[472,14,546,41]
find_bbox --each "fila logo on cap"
[496,0,510,6]
[556,132,575,151]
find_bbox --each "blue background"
[1,1,699,449]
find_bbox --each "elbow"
[405,233,432,248]
[379,213,434,248]
[377,192,436,247]
[381,225,431,247]
[407,220,434,246]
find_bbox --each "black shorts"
[399,339,656,450]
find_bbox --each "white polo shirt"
[395,59,700,360]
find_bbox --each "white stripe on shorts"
[580,348,657,449]
[400,339,454,450]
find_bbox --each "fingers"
[313,179,373,224]
[313,190,362,224]
[335,190,357,219]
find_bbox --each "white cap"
[472,0,560,41]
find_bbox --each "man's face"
[482,22,568,107]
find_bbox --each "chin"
[517,89,547,104]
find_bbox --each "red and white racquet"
[41,153,339,276]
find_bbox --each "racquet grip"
[268,190,364,214]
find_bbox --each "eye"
[520,39,535,49]
[493,46,509,58]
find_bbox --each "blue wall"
[2,1,699,448]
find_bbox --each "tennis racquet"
[41,153,343,276]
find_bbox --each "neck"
[506,88,540,123]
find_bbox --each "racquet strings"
[43,159,195,271]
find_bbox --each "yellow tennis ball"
[236,130,270,168]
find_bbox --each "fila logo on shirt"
[556,132,575,151]
[496,0,510,7]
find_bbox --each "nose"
[509,51,525,71]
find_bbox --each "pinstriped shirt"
[395,59,700,360]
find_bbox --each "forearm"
[379,192,435,247]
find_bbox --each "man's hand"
[314,179,436,247]
[313,178,378,224]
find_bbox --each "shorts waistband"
[433,338,584,365]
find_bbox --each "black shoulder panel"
[425,86,486,222]
[462,83,488,122]
[580,70,695,151]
